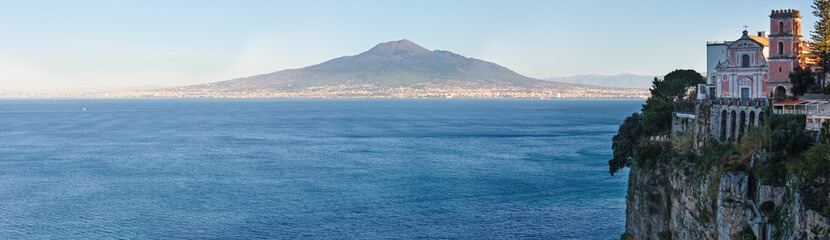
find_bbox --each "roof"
[773,100,830,106]
[707,41,733,46]
[774,100,807,105]
[727,31,769,49]
[747,35,769,46]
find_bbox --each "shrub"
[699,209,711,224]
[736,126,771,161]
[641,96,673,136]
[740,225,757,240]
[801,169,830,217]
[609,113,644,175]
[725,161,748,172]
[657,231,674,240]
[759,201,775,215]
[820,121,830,144]
[673,130,694,151]
[753,159,787,186]
[790,66,815,96]
[798,144,830,217]
[798,144,830,181]
[769,114,811,155]
[634,141,664,170]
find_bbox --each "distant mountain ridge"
[545,73,658,89]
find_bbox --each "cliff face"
[623,158,830,240]
[624,160,719,239]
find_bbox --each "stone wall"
[695,101,712,151]
[671,112,695,142]
[708,104,765,142]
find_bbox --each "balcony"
[708,97,769,108]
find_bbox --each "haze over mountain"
[90,40,648,98]
[544,74,658,89]
[205,39,558,90]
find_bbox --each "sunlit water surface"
[0,98,641,239]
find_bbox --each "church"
[700,9,807,104]
[696,9,815,141]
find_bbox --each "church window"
[741,54,750,67]
[779,67,782,72]
[779,21,784,34]
[778,41,784,55]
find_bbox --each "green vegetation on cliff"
[608,69,703,175]
[642,70,704,136]
[608,113,643,176]
[623,5,830,237]
[611,68,830,225]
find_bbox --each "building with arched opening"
[700,10,805,104]
[692,9,817,144]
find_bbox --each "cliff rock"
[624,158,829,239]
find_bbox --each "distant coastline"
[0,87,649,99]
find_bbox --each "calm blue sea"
[0,98,642,239]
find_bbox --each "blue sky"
[0,0,816,93]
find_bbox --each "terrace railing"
[710,97,768,108]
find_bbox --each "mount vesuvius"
[98,40,647,98]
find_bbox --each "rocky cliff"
[623,152,830,240]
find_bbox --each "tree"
[649,70,705,100]
[798,143,830,216]
[609,69,703,175]
[641,69,703,136]
[800,143,830,180]
[641,96,674,136]
[664,69,705,89]
[608,113,644,175]
[812,0,830,83]
[790,66,816,96]
[649,77,663,97]
[770,114,812,155]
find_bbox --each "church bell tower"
[768,9,802,96]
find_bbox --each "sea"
[0,98,643,239]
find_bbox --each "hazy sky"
[0,0,817,93]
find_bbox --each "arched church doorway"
[774,86,787,99]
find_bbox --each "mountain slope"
[206,39,559,90]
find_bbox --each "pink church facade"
[714,31,769,105]
[703,9,804,104]
[698,9,811,142]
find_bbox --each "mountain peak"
[365,39,431,55]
